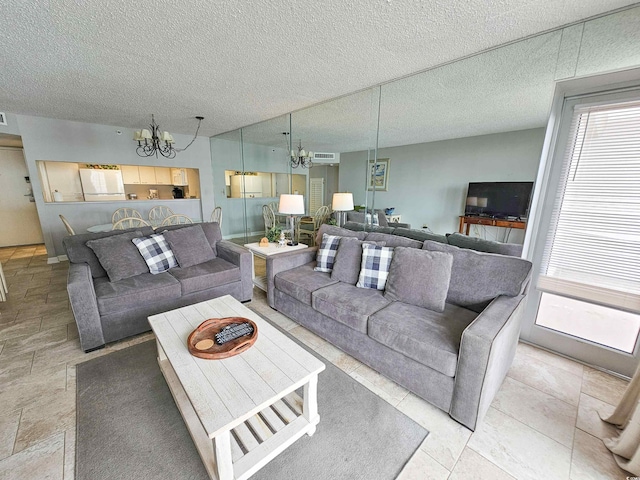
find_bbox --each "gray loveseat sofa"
[266,224,532,430]
[64,222,252,352]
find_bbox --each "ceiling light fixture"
[290,139,313,169]
[134,115,204,159]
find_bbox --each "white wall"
[10,115,213,258]
[340,128,545,243]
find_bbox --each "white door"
[0,148,44,246]
[309,178,324,215]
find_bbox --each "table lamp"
[279,194,305,245]
[332,193,354,227]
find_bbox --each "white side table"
[244,242,308,292]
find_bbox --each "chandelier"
[133,115,203,159]
[290,140,314,168]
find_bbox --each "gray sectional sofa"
[266,224,532,430]
[64,222,252,353]
[342,221,524,257]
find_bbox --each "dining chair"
[112,207,143,224]
[298,205,330,246]
[148,205,174,227]
[262,204,276,236]
[210,206,222,227]
[160,214,193,226]
[59,215,76,235]
[112,217,151,230]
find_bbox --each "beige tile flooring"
[0,245,632,480]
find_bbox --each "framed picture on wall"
[368,158,390,191]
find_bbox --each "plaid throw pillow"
[132,233,178,274]
[314,234,341,273]
[356,243,394,290]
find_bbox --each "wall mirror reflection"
[37,160,200,203]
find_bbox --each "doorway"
[0,146,44,247]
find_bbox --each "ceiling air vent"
[313,152,335,160]
[0,112,6,126]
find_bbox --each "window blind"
[538,99,640,313]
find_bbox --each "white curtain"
[601,362,640,475]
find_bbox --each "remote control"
[215,322,254,345]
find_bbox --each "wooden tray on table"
[187,317,258,360]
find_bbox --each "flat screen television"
[464,182,533,219]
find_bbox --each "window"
[538,99,640,314]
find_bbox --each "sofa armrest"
[217,241,253,301]
[266,247,318,308]
[450,294,525,430]
[67,263,105,352]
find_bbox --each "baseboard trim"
[47,255,69,264]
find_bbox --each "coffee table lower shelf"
[158,356,318,480]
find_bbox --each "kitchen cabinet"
[139,166,156,184]
[171,168,189,186]
[230,175,262,198]
[155,167,172,185]
[121,165,140,184]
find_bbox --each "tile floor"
[0,245,632,480]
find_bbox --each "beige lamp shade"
[161,131,172,142]
[332,193,354,211]
[466,196,478,206]
[133,130,143,141]
[278,194,305,214]
[140,129,152,140]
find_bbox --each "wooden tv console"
[458,215,526,235]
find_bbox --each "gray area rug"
[76,328,428,480]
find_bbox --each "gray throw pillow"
[384,247,453,313]
[86,230,148,282]
[331,237,385,285]
[163,224,215,268]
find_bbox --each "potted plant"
[266,226,282,242]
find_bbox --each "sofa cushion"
[132,233,178,274]
[368,301,477,377]
[393,227,448,244]
[63,226,154,279]
[312,282,390,334]
[446,233,523,257]
[163,225,216,268]
[314,234,341,273]
[86,231,149,282]
[384,247,453,312]
[364,232,422,249]
[161,222,222,257]
[315,224,367,246]
[331,238,385,285]
[422,240,533,312]
[169,258,240,295]
[275,263,338,306]
[356,244,394,290]
[94,272,181,315]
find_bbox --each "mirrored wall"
[210,6,640,244]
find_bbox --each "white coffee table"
[244,242,307,291]
[148,295,325,480]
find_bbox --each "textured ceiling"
[0,0,637,139]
